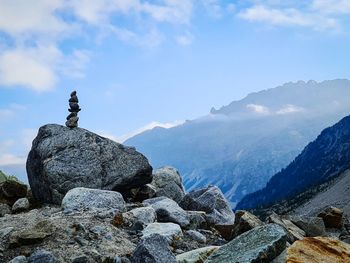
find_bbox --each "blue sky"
[1,0,350,176]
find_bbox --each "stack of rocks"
[65,91,81,128]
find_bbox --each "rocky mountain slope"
[125,79,350,207]
[237,114,350,211]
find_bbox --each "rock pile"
[66,91,81,128]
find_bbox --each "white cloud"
[246,103,270,114]
[175,31,194,46]
[21,129,38,152]
[312,0,350,14]
[276,104,304,114]
[238,5,338,31]
[116,120,185,143]
[0,109,15,120]
[202,0,223,18]
[0,153,26,166]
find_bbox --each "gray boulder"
[0,203,11,217]
[26,124,152,204]
[12,198,30,213]
[9,256,27,263]
[231,210,264,239]
[123,207,156,229]
[289,216,327,237]
[185,230,206,243]
[62,187,125,214]
[205,224,287,263]
[143,197,189,228]
[131,234,177,263]
[28,250,57,263]
[151,166,185,203]
[142,222,183,243]
[180,185,235,226]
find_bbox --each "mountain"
[237,114,350,211]
[125,79,350,207]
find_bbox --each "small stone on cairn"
[65,91,81,128]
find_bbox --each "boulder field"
[0,125,349,262]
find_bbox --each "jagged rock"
[318,206,343,229]
[28,250,57,263]
[0,180,27,206]
[180,186,235,226]
[123,207,156,229]
[176,246,219,263]
[151,166,185,203]
[142,223,182,244]
[0,203,11,217]
[267,212,305,243]
[205,224,287,263]
[62,187,125,214]
[9,255,27,263]
[9,220,53,248]
[286,237,350,262]
[26,124,153,204]
[185,230,206,243]
[12,198,30,213]
[143,197,189,228]
[289,216,327,237]
[187,211,207,230]
[231,210,264,239]
[131,234,176,263]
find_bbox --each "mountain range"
[126,79,350,207]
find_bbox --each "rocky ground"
[1,125,350,262]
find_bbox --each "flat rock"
[318,206,344,229]
[143,197,189,228]
[131,234,176,263]
[28,250,57,263]
[62,187,125,214]
[151,166,185,203]
[267,212,305,243]
[26,124,152,204]
[176,246,219,263]
[12,198,30,213]
[286,237,350,263]
[289,215,327,237]
[180,185,235,226]
[231,210,264,239]
[142,222,182,244]
[205,224,287,263]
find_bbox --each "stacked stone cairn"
[65,91,81,128]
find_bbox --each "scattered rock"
[28,250,57,263]
[143,197,189,228]
[62,187,125,214]
[131,234,177,263]
[12,198,30,213]
[142,222,182,244]
[123,206,156,229]
[0,180,27,205]
[180,185,235,226]
[267,212,305,243]
[286,237,350,263]
[26,124,153,204]
[289,215,327,237]
[151,166,185,203]
[231,210,264,239]
[9,255,27,263]
[185,230,206,243]
[187,211,207,230]
[318,206,344,229]
[205,224,287,263]
[0,203,11,217]
[9,220,53,248]
[176,246,219,263]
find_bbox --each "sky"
[1,0,350,179]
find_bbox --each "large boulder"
[289,216,327,237]
[61,187,125,214]
[26,124,152,204]
[151,166,185,203]
[317,206,344,229]
[205,224,287,263]
[131,234,176,263]
[142,222,183,244]
[123,207,156,229]
[231,210,264,239]
[286,237,350,262]
[180,185,234,226]
[143,197,190,228]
